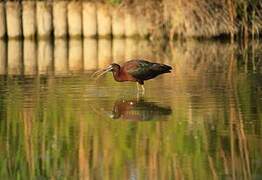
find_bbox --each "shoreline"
[0,1,261,41]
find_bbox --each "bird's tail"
[160,64,172,73]
[151,63,173,74]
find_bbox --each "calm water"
[0,39,261,179]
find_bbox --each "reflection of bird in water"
[109,98,172,121]
[92,59,172,93]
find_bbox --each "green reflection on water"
[0,39,261,180]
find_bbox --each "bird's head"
[92,63,120,79]
[105,63,120,72]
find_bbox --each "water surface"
[0,39,261,179]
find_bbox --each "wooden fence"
[0,1,151,39]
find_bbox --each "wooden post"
[6,2,22,39]
[97,3,111,38]
[125,11,137,37]
[24,40,37,75]
[125,39,137,60]
[54,39,68,75]
[84,39,97,70]
[38,40,53,75]
[69,39,83,72]
[0,2,6,38]
[22,1,36,39]
[137,17,150,38]
[138,40,153,59]
[98,39,112,68]
[53,1,67,38]
[83,2,97,38]
[0,40,6,74]
[112,8,125,38]
[68,1,82,38]
[112,39,125,64]
[36,1,52,39]
[8,40,22,75]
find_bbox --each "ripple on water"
[0,40,261,179]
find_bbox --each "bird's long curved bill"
[91,67,112,80]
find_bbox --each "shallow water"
[0,39,261,179]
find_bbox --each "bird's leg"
[136,86,144,99]
[136,81,145,95]
[141,85,145,94]
[136,82,140,91]
[136,92,140,100]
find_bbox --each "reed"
[163,0,233,38]
[163,0,262,39]
[115,0,262,39]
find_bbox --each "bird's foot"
[136,90,145,100]
[136,82,140,91]
[141,85,145,93]
[136,83,145,96]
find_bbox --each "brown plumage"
[110,98,172,121]
[93,59,172,92]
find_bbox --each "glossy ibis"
[110,98,172,121]
[93,59,172,92]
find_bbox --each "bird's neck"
[112,68,122,82]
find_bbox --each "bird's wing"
[125,60,172,80]
[125,60,155,79]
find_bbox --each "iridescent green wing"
[125,60,155,80]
